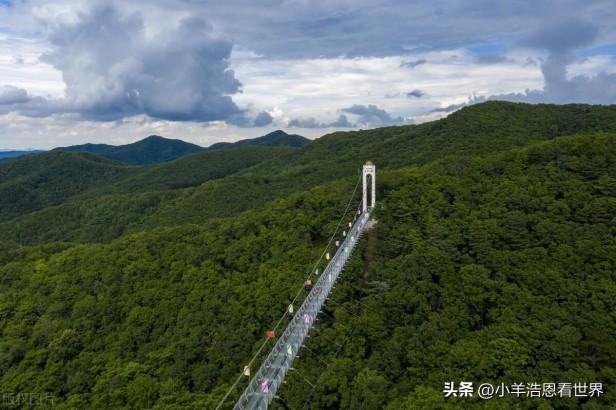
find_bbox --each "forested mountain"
[0,102,615,409]
[0,152,136,221]
[0,145,294,243]
[206,130,309,151]
[51,131,309,166]
[107,145,295,194]
[3,102,616,245]
[53,135,205,165]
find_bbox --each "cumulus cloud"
[288,104,407,129]
[430,18,616,113]
[253,111,274,127]
[3,0,616,148]
[1,4,242,122]
[288,114,355,129]
[288,117,327,128]
[385,89,426,99]
[329,114,354,127]
[406,89,426,98]
[227,110,275,127]
[401,59,427,68]
[0,85,59,118]
[489,18,616,104]
[429,101,470,113]
[0,85,30,105]
[225,113,251,127]
[340,104,406,126]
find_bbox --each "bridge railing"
[234,210,372,410]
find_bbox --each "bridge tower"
[226,162,376,410]
[362,161,376,212]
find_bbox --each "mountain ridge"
[4,102,616,245]
[53,135,204,165]
[206,130,309,151]
[0,151,136,221]
[52,131,308,165]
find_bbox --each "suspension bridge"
[216,161,376,410]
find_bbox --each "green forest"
[1,101,615,409]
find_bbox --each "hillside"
[4,101,616,245]
[0,152,135,220]
[54,135,204,165]
[0,127,614,408]
[279,132,616,409]
[0,144,296,243]
[108,145,295,193]
[52,131,309,166]
[206,130,309,151]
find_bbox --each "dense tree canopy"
[276,133,616,410]
[0,102,615,409]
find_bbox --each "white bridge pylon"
[362,161,376,212]
[232,162,376,410]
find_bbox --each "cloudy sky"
[1,0,615,149]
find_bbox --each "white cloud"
[0,1,615,148]
[459,19,616,106]
[340,104,406,127]
[1,4,242,122]
[0,48,551,148]
[232,50,545,125]
[0,85,30,104]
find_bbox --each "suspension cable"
[214,170,363,410]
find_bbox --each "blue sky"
[0,0,615,149]
[578,43,616,57]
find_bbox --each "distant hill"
[207,130,309,151]
[110,145,294,193]
[52,131,308,165]
[0,151,135,221]
[0,150,45,161]
[54,135,204,165]
[5,101,616,245]
[0,143,296,239]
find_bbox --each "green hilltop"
[53,135,205,166]
[0,152,136,221]
[50,130,309,166]
[0,101,615,409]
[206,130,309,151]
